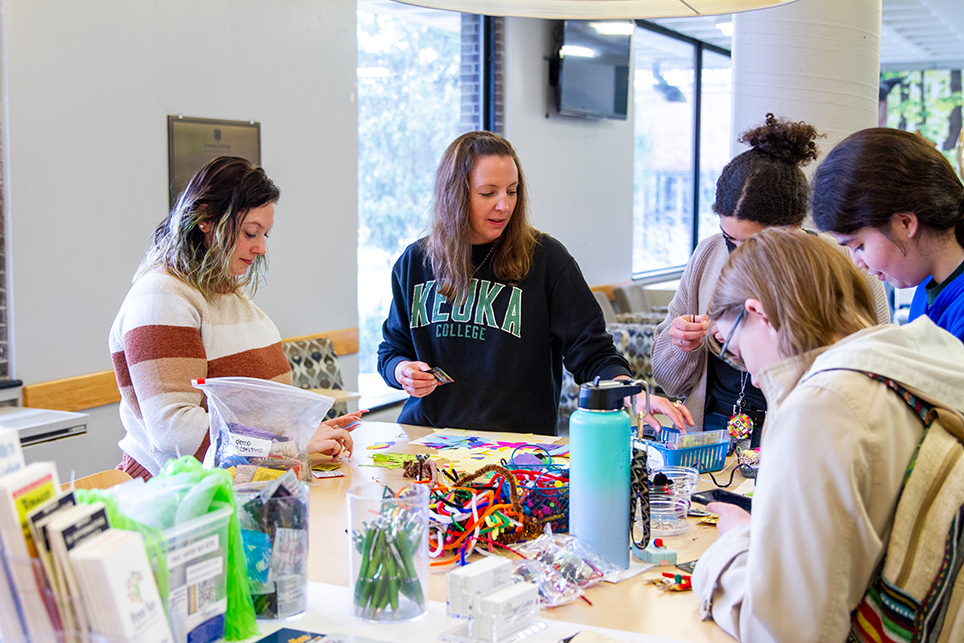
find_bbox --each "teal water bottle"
[568,378,641,570]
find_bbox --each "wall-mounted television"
[551,20,633,121]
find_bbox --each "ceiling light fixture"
[390,0,799,19]
[589,21,636,36]
[715,17,734,36]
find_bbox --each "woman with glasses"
[812,127,964,343]
[651,114,890,444]
[691,227,964,642]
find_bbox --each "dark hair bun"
[739,113,820,165]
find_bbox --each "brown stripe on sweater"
[124,325,205,365]
[112,350,132,388]
[127,356,208,399]
[208,342,292,382]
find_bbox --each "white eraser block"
[446,556,514,618]
[471,581,540,641]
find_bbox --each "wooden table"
[306,421,734,642]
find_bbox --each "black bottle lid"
[577,377,642,411]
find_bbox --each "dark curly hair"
[713,113,821,227]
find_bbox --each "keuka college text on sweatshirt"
[378,234,630,435]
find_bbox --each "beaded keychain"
[728,373,754,440]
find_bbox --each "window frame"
[354,3,500,401]
[631,20,730,282]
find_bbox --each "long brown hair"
[424,131,539,300]
[136,156,280,300]
[709,228,876,356]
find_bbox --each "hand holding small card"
[424,367,454,385]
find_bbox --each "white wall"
[502,18,634,287]
[3,0,359,474]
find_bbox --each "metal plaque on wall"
[167,115,261,208]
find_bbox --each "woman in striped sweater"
[109,156,360,479]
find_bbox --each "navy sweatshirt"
[377,234,631,435]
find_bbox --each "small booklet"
[45,501,111,641]
[0,461,61,640]
[0,428,26,643]
[255,628,325,642]
[0,426,25,477]
[69,528,173,643]
[26,491,80,641]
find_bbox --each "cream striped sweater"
[109,269,291,475]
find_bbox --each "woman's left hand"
[308,410,367,459]
[633,394,695,432]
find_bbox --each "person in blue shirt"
[812,127,964,342]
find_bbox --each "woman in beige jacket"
[691,228,964,642]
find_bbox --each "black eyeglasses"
[707,308,746,371]
[720,227,739,247]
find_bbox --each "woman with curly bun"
[651,115,890,443]
[812,127,964,343]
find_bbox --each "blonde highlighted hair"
[136,156,279,300]
[424,131,539,300]
[709,228,877,356]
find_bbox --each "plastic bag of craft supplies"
[195,376,334,482]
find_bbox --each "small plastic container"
[649,496,690,537]
[663,429,727,450]
[158,505,232,643]
[348,484,428,623]
[652,466,699,500]
[235,476,310,621]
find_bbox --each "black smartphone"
[691,489,752,513]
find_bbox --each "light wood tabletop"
[306,421,735,642]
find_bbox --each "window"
[878,68,962,318]
[631,22,730,278]
[356,1,498,398]
[879,69,963,166]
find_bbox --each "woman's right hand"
[667,314,709,352]
[394,361,439,398]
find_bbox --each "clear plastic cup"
[653,466,699,501]
[650,495,691,537]
[347,484,428,622]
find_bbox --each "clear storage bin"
[235,478,309,621]
[156,506,232,643]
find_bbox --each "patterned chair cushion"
[282,337,347,419]
[608,322,657,384]
[557,322,661,434]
